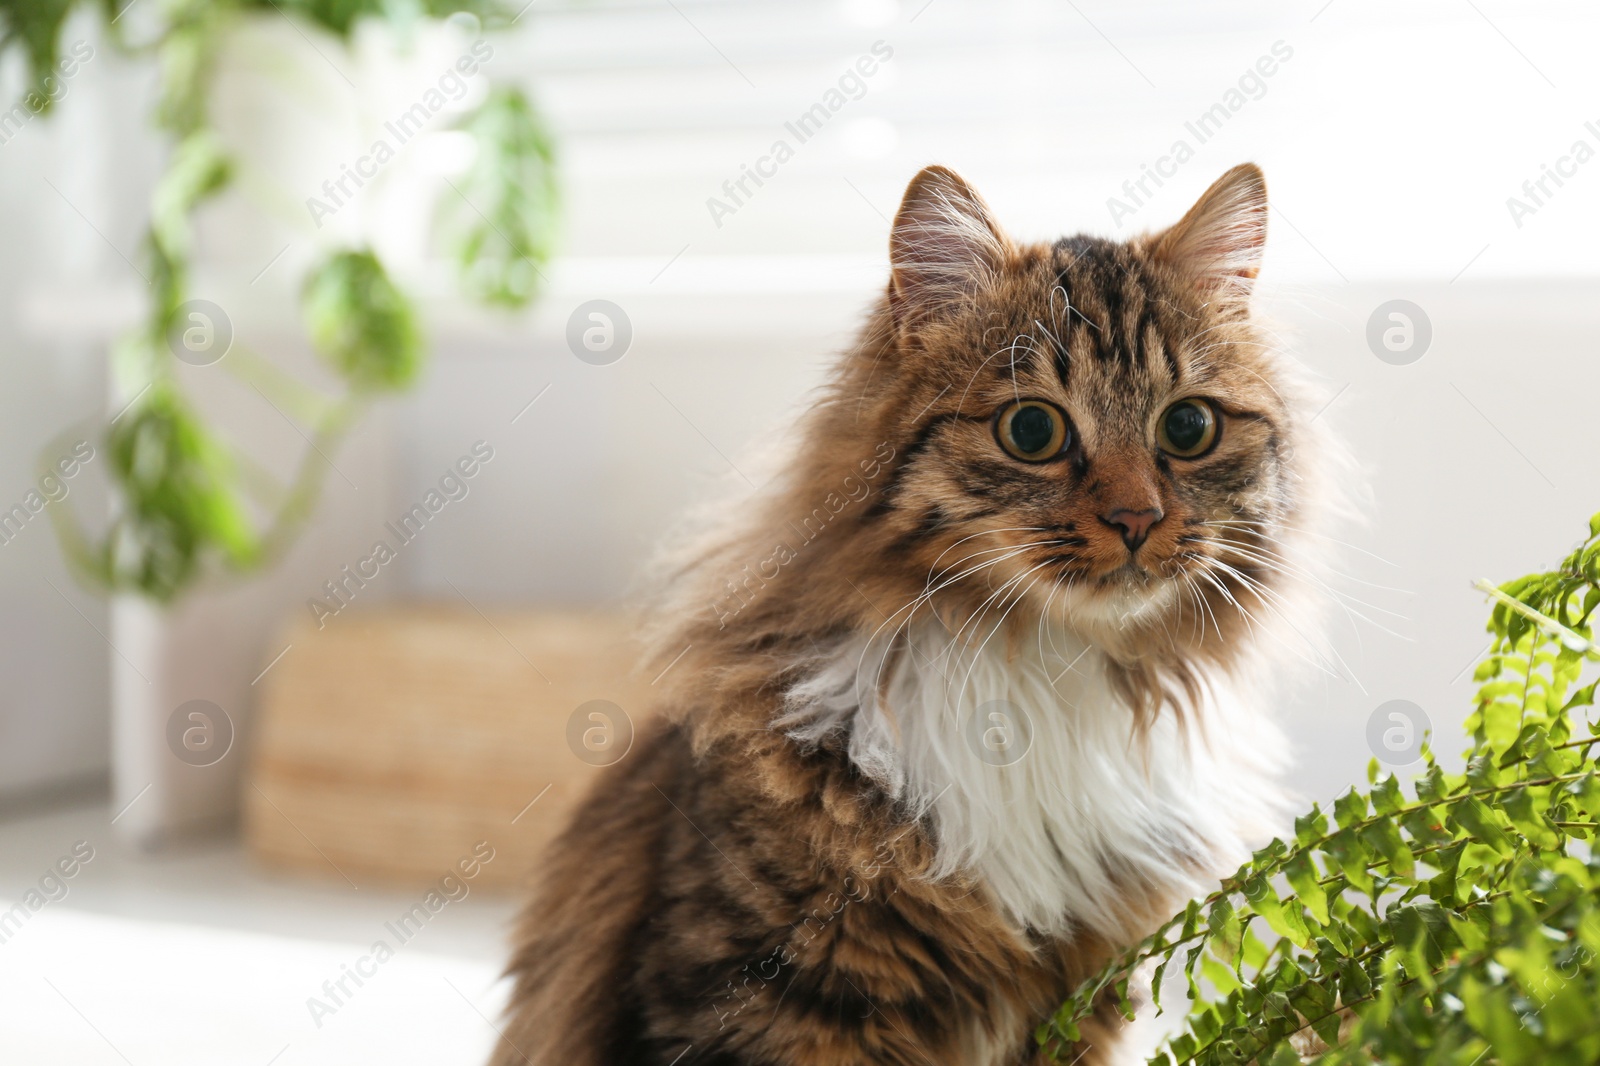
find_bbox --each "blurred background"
[1,0,1597,1061]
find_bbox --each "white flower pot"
[108,409,394,848]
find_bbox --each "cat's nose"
[1101,507,1163,552]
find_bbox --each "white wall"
[0,16,155,798]
[383,0,1600,808]
[2,0,1597,811]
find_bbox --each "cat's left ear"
[1150,163,1267,303]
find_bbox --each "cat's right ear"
[889,166,1008,333]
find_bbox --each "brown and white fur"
[491,163,1329,1066]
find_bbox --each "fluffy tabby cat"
[491,162,1329,1066]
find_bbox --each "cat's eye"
[1157,398,1219,458]
[995,400,1070,462]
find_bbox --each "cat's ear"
[889,165,1008,331]
[1151,163,1267,303]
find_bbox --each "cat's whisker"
[1189,316,1292,352]
[1183,523,1412,641]
[1177,571,1202,644]
[1200,517,1406,571]
[1035,571,1081,671]
[1203,528,1414,633]
[858,549,1036,698]
[1189,566,1263,643]
[1193,563,1345,681]
[891,543,1044,623]
[945,558,1036,660]
[949,561,1054,715]
[1202,558,1374,693]
[858,539,1072,700]
[902,543,1065,642]
[1206,537,1409,614]
[1203,557,1337,665]
[1205,549,1386,662]
[1195,571,1227,645]
[926,526,1049,576]
[1195,522,1411,595]
[1203,538,1413,639]
[955,336,1048,416]
[928,537,1063,586]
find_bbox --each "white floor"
[0,798,521,1065]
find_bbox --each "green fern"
[1044,512,1600,1065]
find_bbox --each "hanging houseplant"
[2,0,558,842]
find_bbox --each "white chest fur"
[782,617,1287,941]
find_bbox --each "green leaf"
[302,249,422,392]
[1244,875,1311,948]
[1309,1005,1343,1051]
[1451,796,1515,855]
[1334,788,1371,829]
[1240,923,1271,971]
[1361,817,1415,878]
[1294,805,1329,847]
[1285,851,1329,925]
[1200,952,1241,997]
[105,385,258,599]
[1501,786,1561,849]
[1337,955,1373,1001]
[1372,773,1405,815]
[1324,828,1376,895]
[1562,679,1599,717]
[1180,899,1203,940]
[236,0,507,37]
[1415,763,1450,803]
[446,85,559,308]
[150,131,232,276]
[1264,1041,1300,1066]
[1150,952,1171,1013]
[1386,900,1449,979]
[1182,943,1204,1003]
[1208,897,1244,964]
[0,0,75,115]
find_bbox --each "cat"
[490,162,1329,1066]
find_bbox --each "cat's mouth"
[1085,545,1189,585]
[1050,564,1179,625]
[1096,559,1177,600]
[1033,541,1210,622]
[1098,558,1157,582]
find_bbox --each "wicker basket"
[245,605,657,891]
